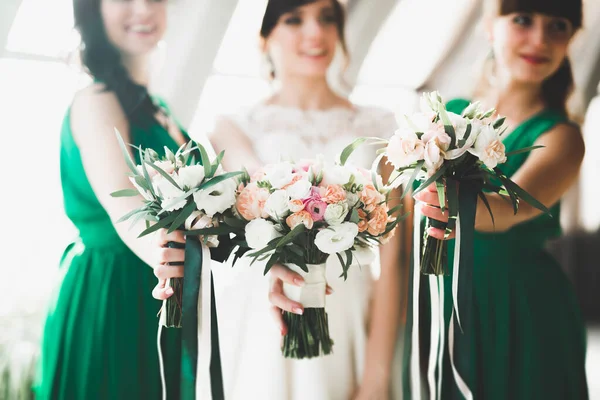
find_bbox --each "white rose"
[264,190,291,220]
[424,141,443,174]
[468,125,507,169]
[264,162,294,189]
[324,202,349,226]
[176,165,205,190]
[153,175,187,211]
[321,164,353,186]
[193,178,237,217]
[286,179,312,200]
[314,222,359,255]
[385,128,425,169]
[245,218,282,249]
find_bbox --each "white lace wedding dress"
[212,103,398,400]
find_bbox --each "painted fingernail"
[292,307,304,315]
[294,278,305,287]
[165,287,174,296]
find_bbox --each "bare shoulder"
[537,121,585,163]
[70,83,129,143]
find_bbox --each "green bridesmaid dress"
[35,97,185,399]
[404,99,589,399]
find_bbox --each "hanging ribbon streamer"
[409,181,479,400]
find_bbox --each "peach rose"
[235,182,270,221]
[281,173,303,190]
[286,210,314,230]
[322,184,347,204]
[367,206,388,236]
[357,209,368,233]
[361,185,385,213]
[289,199,305,213]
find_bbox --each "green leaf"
[494,171,520,215]
[116,207,148,224]
[114,128,140,176]
[168,201,197,233]
[435,179,446,213]
[457,123,472,148]
[340,137,369,166]
[146,161,182,190]
[493,116,506,130]
[495,169,552,216]
[478,192,495,227]
[445,178,459,236]
[413,163,449,197]
[505,145,545,157]
[210,150,226,177]
[287,244,305,258]
[263,252,280,275]
[185,225,239,236]
[224,214,247,228]
[111,188,139,198]
[439,109,457,148]
[276,224,306,248]
[349,208,360,224]
[138,212,179,237]
[401,160,426,199]
[336,253,347,279]
[198,143,212,178]
[198,171,244,191]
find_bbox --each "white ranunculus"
[286,179,312,200]
[324,202,349,226]
[385,128,425,169]
[264,162,294,189]
[193,178,237,217]
[153,175,187,211]
[245,218,282,249]
[468,124,507,169]
[264,190,291,220]
[321,164,353,186]
[176,165,205,190]
[314,222,359,255]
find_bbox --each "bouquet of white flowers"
[111,132,242,328]
[231,156,401,359]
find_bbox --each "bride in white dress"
[209,1,404,399]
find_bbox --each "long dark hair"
[480,0,583,115]
[259,0,348,80]
[74,0,160,126]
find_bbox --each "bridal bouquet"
[111,132,242,328]
[231,156,399,359]
[383,92,549,275]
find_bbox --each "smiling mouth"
[301,49,328,58]
[521,55,551,65]
[127,24,157,35]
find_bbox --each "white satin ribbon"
[410,208,422,400]
[196,243,213,400]
[427,276,440,400]
[283,263,327,308]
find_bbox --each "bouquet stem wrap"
[281,263,333,359]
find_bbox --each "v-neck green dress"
[403,99,588,399]
[35,97,185,399]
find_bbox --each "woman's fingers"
[413,189,447,208]
[418,202,449,223]
[269,263,305,287]
[157,228,185,246]
[154,263,184,280]
[152,279,175,300]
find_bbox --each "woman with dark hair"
[194,0,402,398]
[407,0,589,398]
[35,0,188,398]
